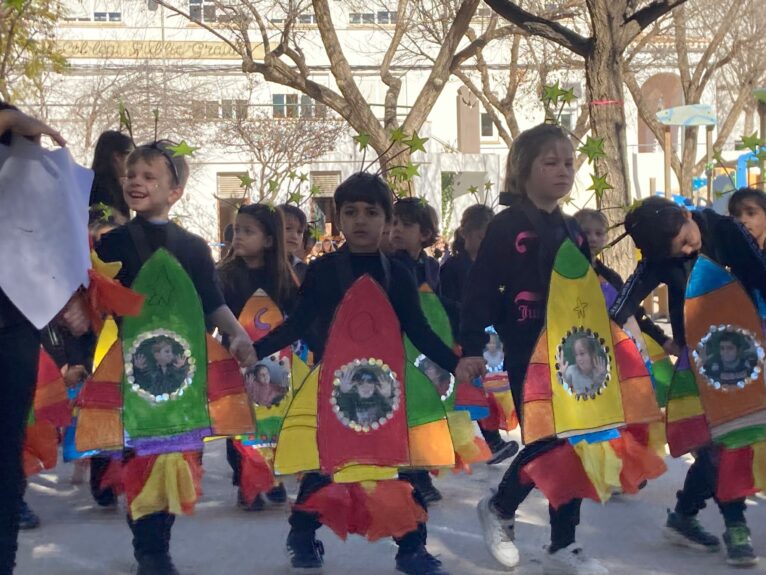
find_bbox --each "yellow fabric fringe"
[573,441,622,503]
[129,453,198,521]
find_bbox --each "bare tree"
[624,0,766,195]
[153,0,510,184]
[482,0,688,275]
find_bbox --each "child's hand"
[230,334,257,369]
[133,353,147,370]
[456,356,486,383]
[594,355,607,379]
[557,349,569,374]
[60,292,90,336]
[62,364,88,388]
[663,339,682,357]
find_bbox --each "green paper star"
[287,171,298,180]
[309,184,321,197]
[310,227,323,241]
[287,191,302,204]
[560,87,576,104]
[404,162,420,179]
[578,137,606,164]
[5,0,25,9]
[404,131,428,153]
[268,179,279,193]
[238,174,255,189]
[468,185,479,196]
[484,181,493,191]
[542,82,563,106]
[742,132,762,153]
[418,196,429,207]
[353,133,370,151]
[588,174,613,199]
[167,140,199,157]
[390,127,407,143]
[298,172,309,183]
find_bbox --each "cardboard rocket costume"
[76,249,254,519]
[519,241,666,506]
[666,256,766,501]
[275,275,455,540]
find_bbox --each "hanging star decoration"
[578,137,607,165]
[238,174,255,190]
[741,132,766,162]
[404,131,428,154]
[587,174,613,200]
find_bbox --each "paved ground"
[15,428,766,575]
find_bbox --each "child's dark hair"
[334,172,394,221]
[718,332,742,351]
[728,187,766,217]
[573,208,608,231]
[127,139,190,187]
[92,130,133,175]
[624,197,687,259]
[279,203,308,232]
[393,197,439,248]
[501,123,572,203]
[452,204,493,255]
[218,203,297,307]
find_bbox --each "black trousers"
[89,454,117,506]
[128,512,175,560]
[675,446,747,526]
[288,472,427,555]
[225,438,241,486]
[0,323,40,575]
[490,362,582,552]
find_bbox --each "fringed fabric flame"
[294,480,427,541]
[124,452,203,520]
[233,441,276,506]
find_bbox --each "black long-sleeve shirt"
[96,216,225,315]
[254,248,459,373]
[593,260,669,346]
[217,259,296,319]
[610,209,766,346]
[439,251,473,304]
[459,197,588,366]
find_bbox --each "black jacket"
[610,209,766,346]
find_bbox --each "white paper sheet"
[0,136,93,328]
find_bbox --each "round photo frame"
[693,324,764,391]
[555,326,611,400]
[330,358,401,433]
[125,328,195,404]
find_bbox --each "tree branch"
[621,0,689,50]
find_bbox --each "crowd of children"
[3,101,766,575]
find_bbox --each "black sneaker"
[266,483,287,504]
[723,524,758,567]
[396,547,449,575]
[18,500,40,530]
[286,530,324,573]
[420,483,443,504]
[237,490,266,512]
[136,553,180,575]
[487,440,519,465]
[664,510,720,551]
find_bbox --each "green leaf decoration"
[238,174,255,189]
[288,171,298,180]
[404,131,428,154]
[587,174,613,199]
[167,140,199,157]
[484,181,493,191]
[268,179,279,193]
[578,136,607,164]
[390,127,407,143]
[467,185,479,196]
[353,133,371,150]
[298,172,309,183]
[309,184,321,197]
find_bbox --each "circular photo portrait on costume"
[694,326,764,390]
[126,330,194,403]
[484,329,505,373]
[331,359,401,432]
[556,328,611,399]
[415,354,454,400]
[244,355,291,407]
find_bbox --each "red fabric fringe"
[233,441,275,505]
[86,270,145,332]
[122,452,203,510]
[295,480,427,541]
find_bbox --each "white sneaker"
[477,495,520,568]
[542,545,608,575]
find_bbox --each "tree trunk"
[583,4,635,278]
[680,126,698,198]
